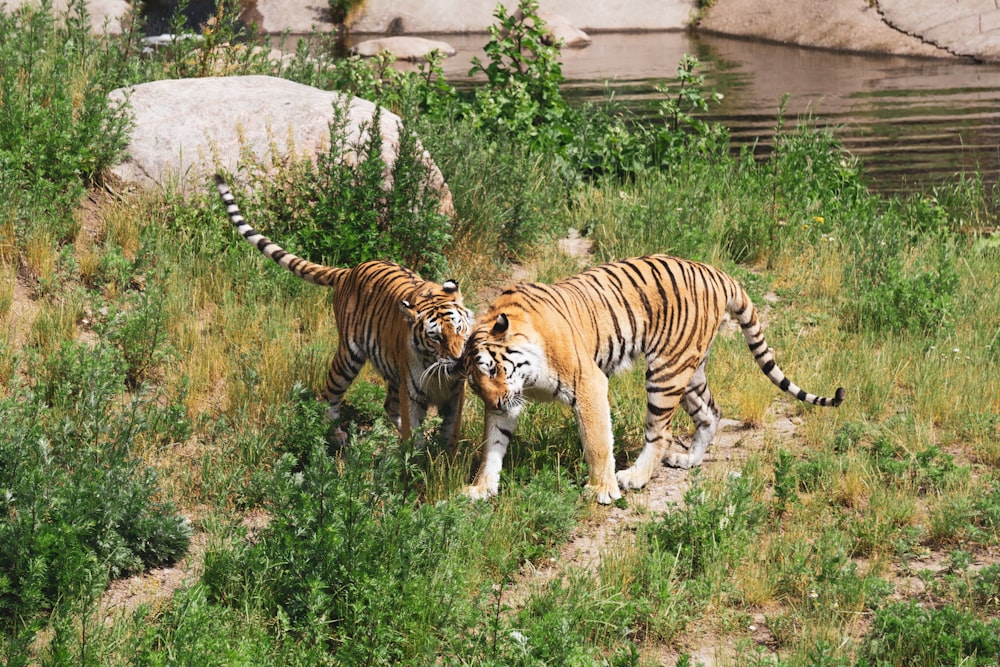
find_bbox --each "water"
[386,31,1000,196]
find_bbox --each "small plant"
[644,469,768,579]
[327,0,363,23]
[649,54,726,161]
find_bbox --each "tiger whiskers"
[420,359,456,390]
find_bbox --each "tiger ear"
[399,299,417,323]
[491,313,509,335]
[442,279,459,294]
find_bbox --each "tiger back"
[462,254,844,504]
[215,175,473,446]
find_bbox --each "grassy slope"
[1,7,999,666]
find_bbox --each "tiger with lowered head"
[462,254,845,504]
[214,175,473,446]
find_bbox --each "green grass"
[1,1,998,665]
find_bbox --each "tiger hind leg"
[664,355,721,469]
[616,360,695,491]
[323,341,365,444]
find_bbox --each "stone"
[106,75,454,215]
[351,36,457,61]
[538,10,591,49]
[343,0,696,34]
[878,0,1000,62]
[698,0,950,59]
[3,0,131,34]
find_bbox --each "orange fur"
[215,175,472,446]
[463,255,844,504]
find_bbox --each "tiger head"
[400,279,473,383]
[462,311,542,416]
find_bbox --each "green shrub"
[0,343,190,636]
[201,434,580,662]
[859,602,1000,666]
[236,100,453,280]
[643,469,768,579]
[0,0,129,228]
[469,0,573,154]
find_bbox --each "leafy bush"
[643,470,768,579]
[843,247,959,335]
[0,0,129,232]
[469,0,573,153]
[858,602,1000,666]
[236,99,453,280]
[201,434,580,662]
[0,343,190,636]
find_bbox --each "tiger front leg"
[323,342,366,445]
[574,376,622,505]
[399,377,429,446]
[436,379,466,450]
[465,410,518,500]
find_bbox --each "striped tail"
[214,174,346,287]
[730,285,845,407]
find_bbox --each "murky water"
[385,31,1000,195]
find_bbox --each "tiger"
[461,254,845,504]
[214,174,473,446]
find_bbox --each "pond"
[380,31,1000,196]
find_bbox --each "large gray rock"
[342,0,695,33]
[351,36,457,61]
[106,75,453,215]
[879,0,1000,62]
[699,0,954,59]
[3,0,131,34]
[538,11,591,49]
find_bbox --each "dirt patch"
[501,413,800,666]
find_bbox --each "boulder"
[538,10,591,49]
[351,36,457,61]
[106,75,453,215]
[342,0,696,33]
[878,0,1000,62]
[3,0,131,34]
[698,0,950,58]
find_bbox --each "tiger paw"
[664,452,699,469]
[585,482,623,505]
[464,482,498,501]
[616,466,652,491]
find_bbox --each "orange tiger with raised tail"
[215,175,472,446]
[462,254,844,504]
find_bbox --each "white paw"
[464,482,498,501]
[586,482,623,505]
[664,452,702,469]
[616,465,651,490]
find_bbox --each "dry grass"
[0,262,13,319]
[23,227,57,288]
[28,298,80,355]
